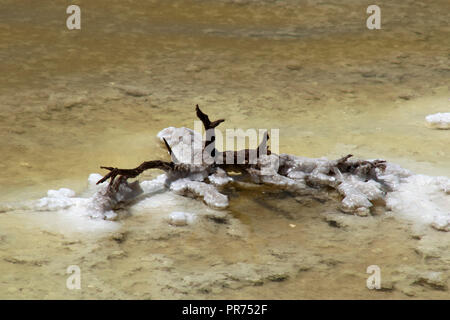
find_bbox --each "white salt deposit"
[168,211,196,226]
[208,168,234,186]
[140,174,168,194]
[31,184,119,233]
[157,126,204,164]
[386,174,450,232]
[170,178,229,209]
[37,188,80,211]
[4,126,449,234]
[20,165,450,232]
[47,188,76,198]
[425,112,450,129]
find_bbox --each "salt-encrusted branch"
[97,105,270,189]
[196,104,224,158]
[97,161,174,189]
[97,134,181,191]
[96,104,389,215]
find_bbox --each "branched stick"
[97,105,274,189]
[96,105,221,189]
[195,104,225,130]
[195,104,271,167]
[216,131,271,169]
[97,160,175,190]
[196,104,224,157]
[97,104,383,194]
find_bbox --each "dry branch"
[96,105,387,214]
[97,105,271,190]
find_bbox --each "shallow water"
[0,0,449,299]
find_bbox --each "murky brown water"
[0,0,449,299]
